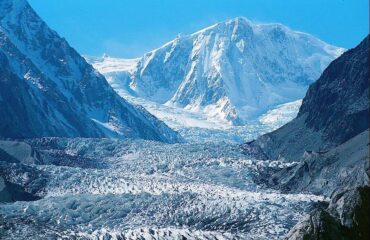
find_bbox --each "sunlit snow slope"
[87,55,303,142]
[87,17,344,135]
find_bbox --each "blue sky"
[28,0,369,58]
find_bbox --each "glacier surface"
[0,138,324,239]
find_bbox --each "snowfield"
[0,138,324,239]
[86,17,344,129]
[81,58,304,143]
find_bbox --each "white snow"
[0,138,325,239]
[85,55,139,74]
[91,86,301,143]
[259,100,302,127]
[87,17,344,141]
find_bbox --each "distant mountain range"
[88,17,344,126]
[0,0,182,143]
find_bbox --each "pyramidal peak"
[89,16,345,126]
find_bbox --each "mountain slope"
[287,187,369,240]
[90,17,344,125]
[251,35,369,161]
[244,36,369,240]
[0,0,181,143]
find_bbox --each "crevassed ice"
[0,138,323,239]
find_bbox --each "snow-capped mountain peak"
[90,17,344,126]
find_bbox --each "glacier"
[0,138,324,239]
[1,0,366,239]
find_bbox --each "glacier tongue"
[88,17,344,127]
[0,138,324,239]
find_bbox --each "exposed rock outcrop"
[287,187,370,240]
[251,36,369,161]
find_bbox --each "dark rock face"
[244,36,370,239]
[299,36,369,146]
[0,140,48,202]
[0,138,102,203]
[287,187,370,240]
[0,177,41,203]
[252,35,369,161]
[0,0,181,143]
[0,51,95,138]
[287,207,346,240]
[253,130,369,197]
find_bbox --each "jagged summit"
[90,17,345,125]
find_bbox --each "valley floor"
[0,138,323,239]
